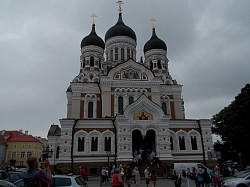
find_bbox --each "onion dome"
[105,13,136,42]
[81,24,105,49]
[143,27,167,53]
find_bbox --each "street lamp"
[238,153,242,168]
[106,151,111,167]
[42,146,53,161]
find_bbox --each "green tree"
[212,83,250,165]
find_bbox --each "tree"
[212,83,250,165]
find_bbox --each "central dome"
[105,13,136,42]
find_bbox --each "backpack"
[38,170,51,187]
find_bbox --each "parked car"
[0,180,18,187]
[51,175,88,187]
[0,170,9,181]
[13,174,88,187]
[8,172,23,183]
[221,171,250,187]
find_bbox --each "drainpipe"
[197,120,206,165]
[111,118,117,167]
[71,119,79,173]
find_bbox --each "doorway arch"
[132,129,156,153]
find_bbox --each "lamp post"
[106,151,111,167]
[238,153,242,168]
[42,146,53,161]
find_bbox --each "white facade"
[47,8,213,173]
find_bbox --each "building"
[3,130,44,168]
[48,2,213,174]
[0,133,7,168]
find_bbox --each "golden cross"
[91,13,97,24]
[150,17,156,29]
[116,0,124,13]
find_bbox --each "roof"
[48,124,61,136]
[3,130,39,143]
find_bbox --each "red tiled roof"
[4,131,39,142]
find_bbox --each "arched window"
[121,48,125,61]
[83,58,86,68]
[127,48,130,59]
[191,136,198,150]
[91,137,98,151]
[129,96,134,105]
[99,58,101,69]
[110,50,113,61]
[150,61,153,70]
[56,146,60,158]
[179,136,186,150]
[131,50,134,60]
[104,137,111,151]
[115,47,118,60]
[90,56,94,67]
[157,60,162,69]
[118,96,123,114]
[170,136,173,150]
[78,137,84,152]
[88,102,93,118]
[162,102,167,115]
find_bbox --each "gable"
[107,59,155,81]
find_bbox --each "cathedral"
[47,2,213,174]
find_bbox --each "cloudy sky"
[1,0,249,138]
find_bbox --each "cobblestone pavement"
[86,177,196,187]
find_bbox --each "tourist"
[144,166,150,187]
[180,170,190,187]
[150,169,157,187]
[203,168,211,187]
[133,166,140,186]
[112,168,123,187]
[21,156,51,187]
[125,165,132,187]
[195,168,204,187]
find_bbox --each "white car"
[0,180,18,187]
[221,171,250,187]
[13,174,88,187]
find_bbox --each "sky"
[0,0,249,138]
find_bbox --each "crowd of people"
[133,148,158,166]
[175,165,222,187]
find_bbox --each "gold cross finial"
[116,0,124,13]
[150,17,156,29]
[91,13,97,24]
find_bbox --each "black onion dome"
[143,28,167,53]
[81,24,105,49]
[105,13,136,42]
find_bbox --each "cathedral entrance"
[132,129,156,155]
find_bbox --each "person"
[22,156,52,187]
[213,166,221,187]
[133,167,140,186]
[180,170,190,187]
[125,165,132,187]
[80,166,87,180]
[195,168,204,187]
[150,169,157,187]
[112,168,123,187]
[144,166,150,187]
[174,171,182,187]
[203,168,211,187]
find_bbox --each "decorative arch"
[176,130,188,151]
[74,130,88,153]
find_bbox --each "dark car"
[0,170,9,181]
[8,172,23,183]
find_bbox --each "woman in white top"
[180,170,190,187]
